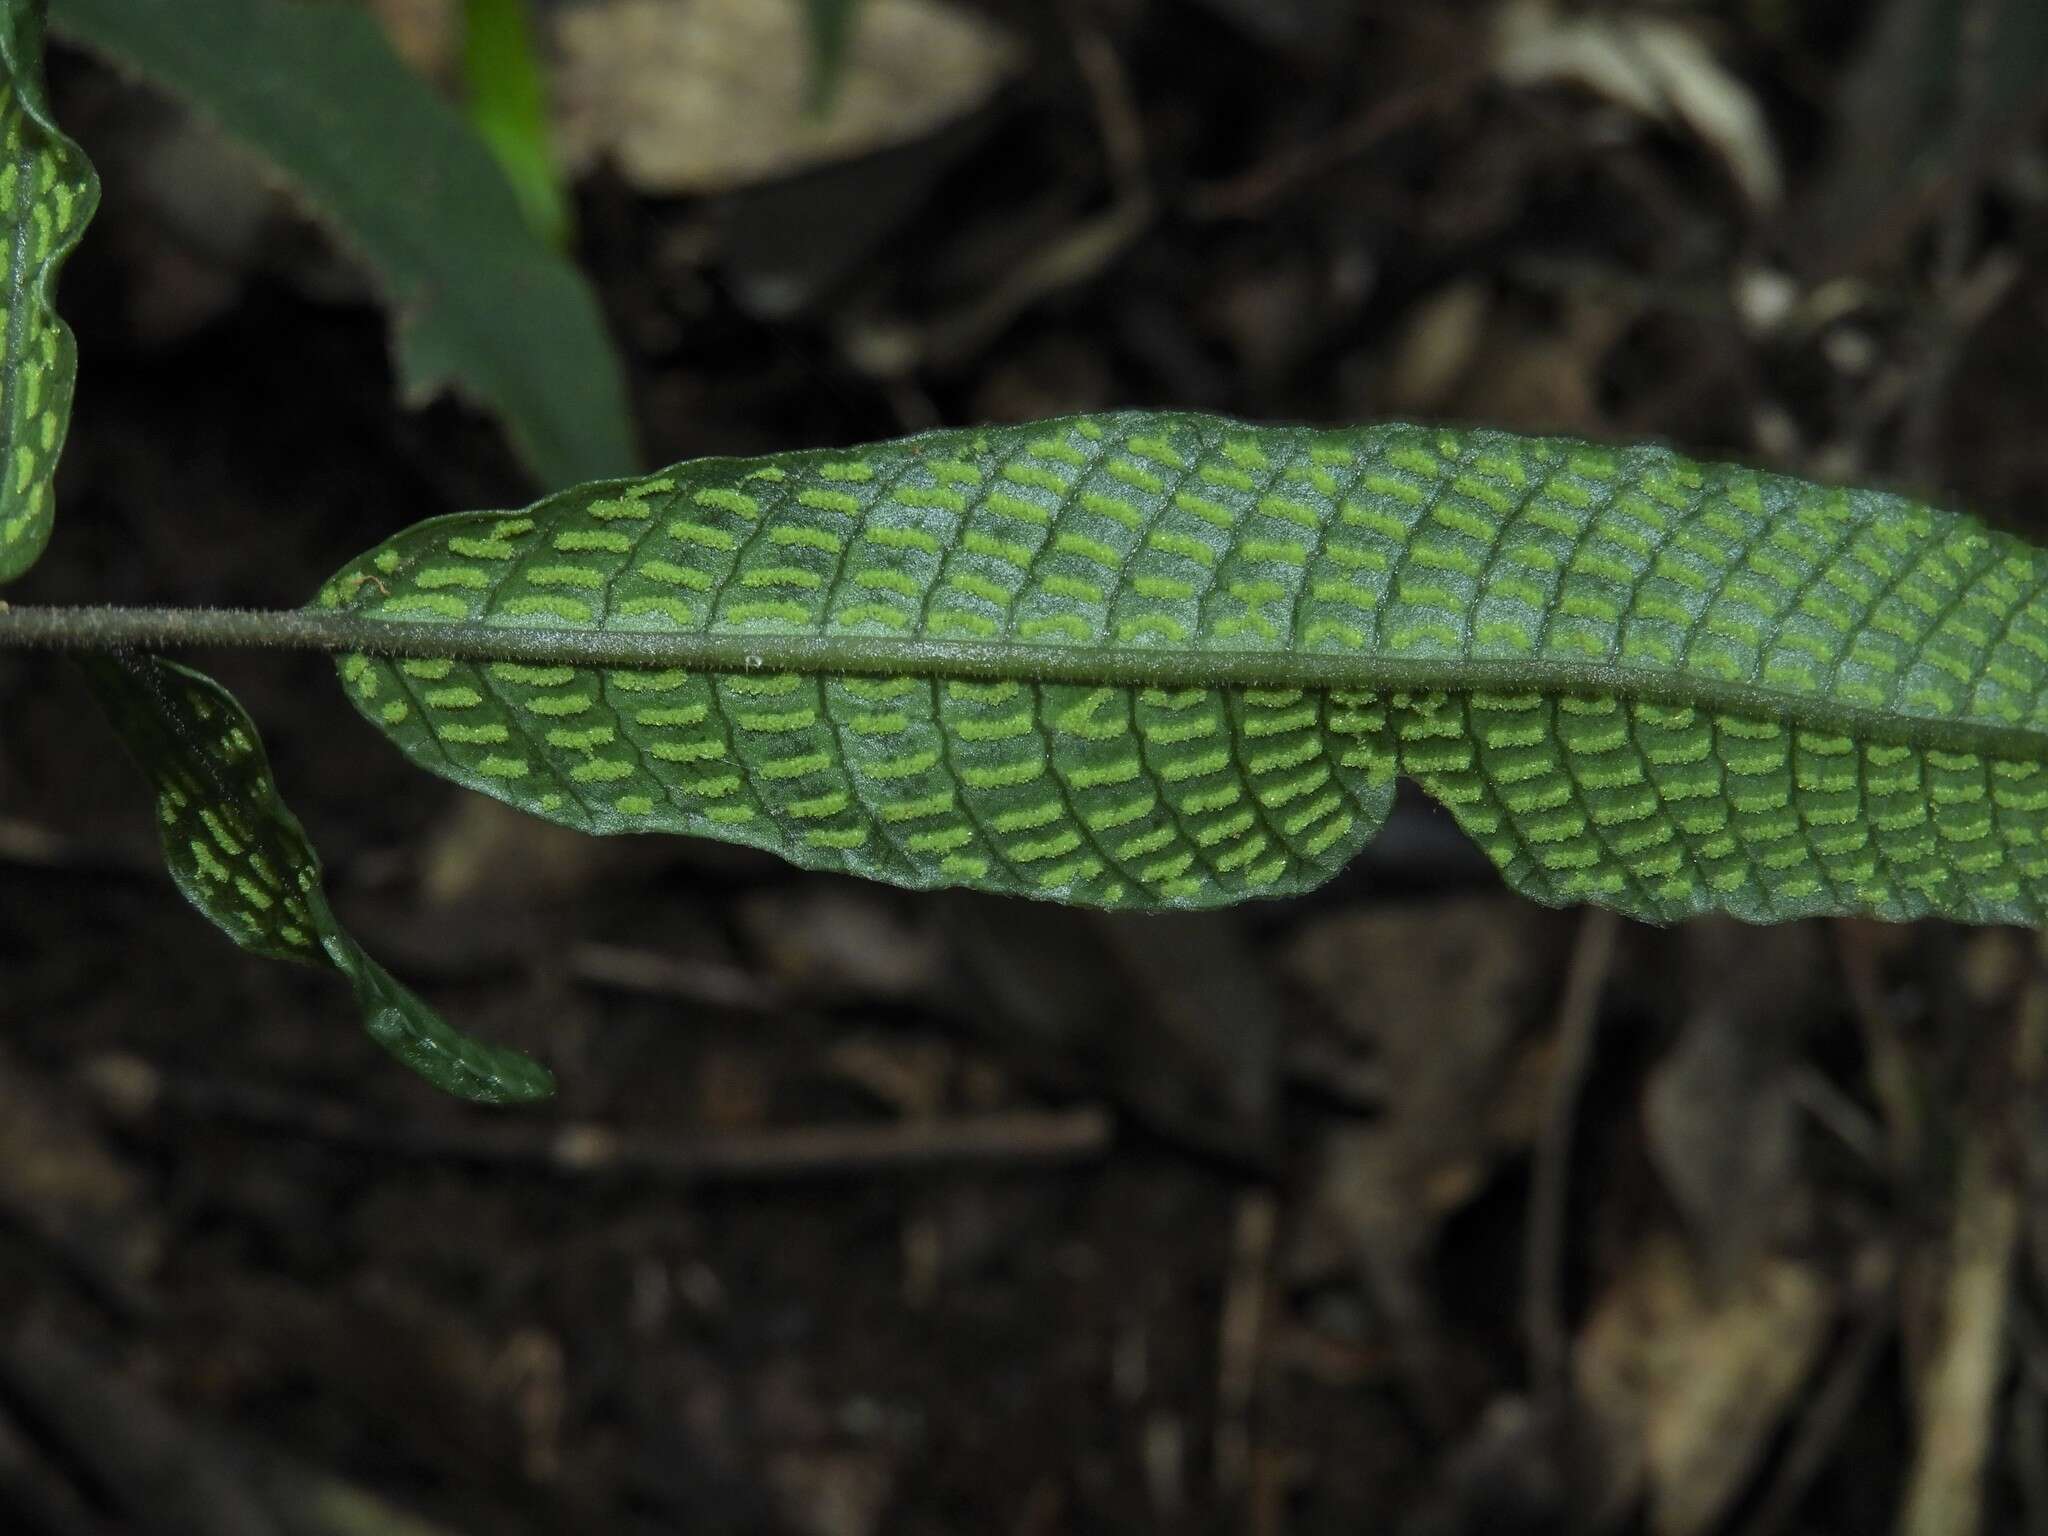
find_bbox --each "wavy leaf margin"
[320,410,2048,929]
[0,0,97,584]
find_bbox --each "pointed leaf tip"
[53,0,631,489]
[82,654,555,1104]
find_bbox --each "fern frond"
[321,412,2048,926]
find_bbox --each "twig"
[919,202,1151,371]
[1524,908,1621,1403]
[1187,67,1487,221]
[1897,1128,2021,1536]
[1786,1065,1889,1171]
[0,1398,124,1536]
[0,1321,471,1536]
[83,1059,1114,1183]
[0,1323,279,1536]
[2016,1373,2048,1536]
[567,940,781,1014]
[0,816,76,867]
[891,14,1153,379]
[1896,934,2046,1536]
[2004,1302,2048,1536]
[1249,1449,1311,1536]
[1735,1242,1899,1536]
[1215,1191,1277,1497]
[0,1190,157,1326]
[1062,4,1147,206]
[1836,920,1923,1177]
[1142,1412,1186,1522]
[1898,0,1999,480]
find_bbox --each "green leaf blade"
[320,411,2048,926]
[54,0,632,489]
[461,0,570,248]
[799,0,866,114]
[82,654,556,1104]
[0,0,97,584]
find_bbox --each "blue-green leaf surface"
[321,412,2048,926]
[0,0,96,583]
[83,654,556,1104]
[54,0,632,490]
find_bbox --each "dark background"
[5,1,2048,1531]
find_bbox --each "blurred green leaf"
[54,0,633,490]
[462,0,570,248]
[82,653,556,1105]
[800,0,865,114]
[0,0,97,584]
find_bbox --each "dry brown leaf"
[736,886,942,1003]
[1641,922,1821,1281]
[366,0,457,80]
[552,0,1019,194]
[770,1449,896,1536]
[0,1050,143,1217]
[1493,0,1782,209]
[1281,899,1556,1336]
[1576,1232,1836,1536]
[419,793,609,907]
[1383,281,1494,414]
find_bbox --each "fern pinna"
[321,412,2048,929]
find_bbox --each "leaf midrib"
[5,600,2034,763]
[327,616,2048,765]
